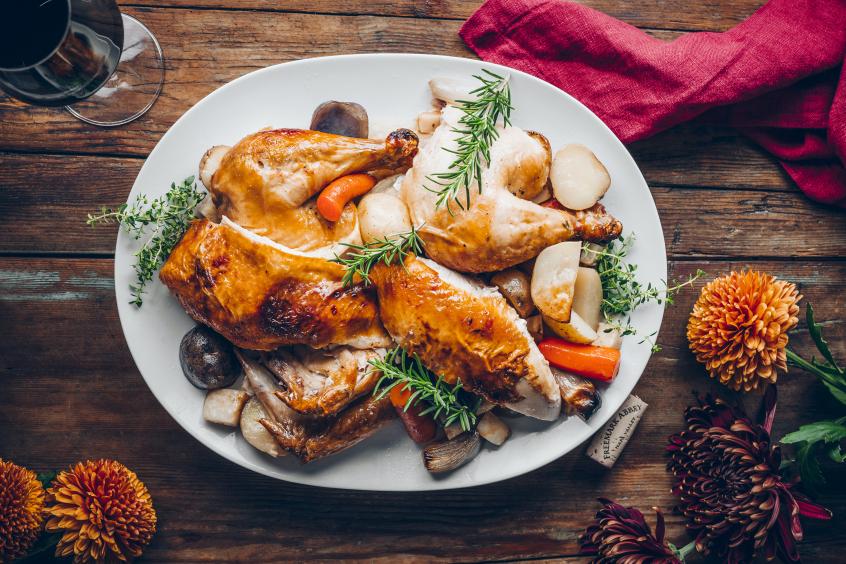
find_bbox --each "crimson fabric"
[460,0,846,208]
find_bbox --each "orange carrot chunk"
[537,337,621,382]
[316,173,376,222]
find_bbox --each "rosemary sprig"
[371,346,480,432]
[330,226,424,287]
[583,235,704,352]
[87,176,204,307]
[426,69,513,213]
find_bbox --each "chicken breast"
[208,128,418,250]
[369,256,561,421]
[403,106,621,273]
[262,346,385,417]
[159,217,391,351]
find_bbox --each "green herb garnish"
[426,69,512,213]
[583,235,704,352]
[330,226,424,287]
[371,346,479,431]
[88,176,204,307]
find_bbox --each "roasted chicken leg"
[207,128,418,249]
[402,106,621,273]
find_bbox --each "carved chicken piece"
[159,217,391,351]
[369,256,561,421]
[403,106,621,273]
[262,346,385,417]
[208,128,418,250]
[239,352,395,462]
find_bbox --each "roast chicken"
[369,256,561,421]
[402,106,622,273]
[239,352,395,462]
[159,217,391,351]
[205,128,418,251]
[262,346,385,417]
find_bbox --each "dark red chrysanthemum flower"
[579,498,681,564]
[667,386,831,563]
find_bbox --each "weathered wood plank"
[0,152,839,257]
[122,0,766,31]
[1,257,844,562]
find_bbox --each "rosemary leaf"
[330,226,424,287]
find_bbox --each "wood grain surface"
[2,0,846,562]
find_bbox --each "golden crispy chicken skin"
[403,106,621,273]
[159,218,391,351]
[208,128,418,249]
[369,256,561,420]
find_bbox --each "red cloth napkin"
[460,0,846,208]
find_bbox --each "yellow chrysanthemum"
[687,270,800,392]
[0,459,46,563]
[45,459,156,564]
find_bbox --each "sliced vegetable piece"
[316,173,377,222]
[550,144,611,210]
[203,389,249,426]
[390,385,437,444]
[526,314,544,342]
[580,243,604,267]
[544,310,598,344]
[477,412,510,446]
[572,267,603,330]
[358,192,413,244]
[531,241,581,323]
[240,397,283,457]
[538,337,621,382]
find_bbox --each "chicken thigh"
[207,128,418,250]
[403,106,621,273]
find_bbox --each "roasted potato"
[531,241,581,323]
[550,144,611,210]
[357,192,413,244]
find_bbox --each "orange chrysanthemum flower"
[45,460,156,564]
[0,459,46,563]
[687,270,801,392]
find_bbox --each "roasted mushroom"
[180,326,240,390]
[310,101,369,138]
[423,432,481,473]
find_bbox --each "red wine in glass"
[0,0,164,126]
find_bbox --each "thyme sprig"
[330,226,424,287]
[583,235,704,352]
[87,176,204,307]
[426,69,512,213]
[371,346,480,432]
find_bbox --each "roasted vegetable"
[491,268,534,317]
[203,389,249,427]
[310,101,369,138]
[180,326,240,390]
[316,173,376,222]
[477,412,510,445]
[538,338,621,382]
[390,385,437,444]
[423,432,481,473]
[550,144,611,210]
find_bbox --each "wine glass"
[0,0,164,127]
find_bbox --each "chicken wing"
[207,128,418,249]
[369,256,561,421]
[262,346,385,417]
[159,217,391,351]
[402,106,621,273]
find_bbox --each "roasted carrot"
[537,337,621,382]
[390,385,437,443]
[316,173,376,222]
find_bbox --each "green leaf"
[35,470,56,488]
[781,420,846,445]
[827,443,846,464]
[796,441,826,494]
[806,303,843,374]
[821,380,846,406]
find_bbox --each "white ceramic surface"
[116,54,666,491]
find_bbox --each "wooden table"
[2,1,845,561]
